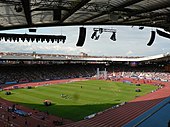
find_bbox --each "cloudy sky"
[0,25,169,56]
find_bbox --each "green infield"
[0,80,157,121]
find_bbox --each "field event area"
[0,80,157,121]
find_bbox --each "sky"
[0,25,169,57]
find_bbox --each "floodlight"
[110,32,116,41]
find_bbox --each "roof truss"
[0,0,170,32]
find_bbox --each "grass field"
[0,80,157,121]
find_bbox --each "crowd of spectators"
[111,64,170,82]
[0,63,104,85]
[0,63,169,85]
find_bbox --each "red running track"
[1,78,170,127]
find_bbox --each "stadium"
[0,52,170,127]
[0,0,170,127]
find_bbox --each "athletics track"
[0,78,170,127]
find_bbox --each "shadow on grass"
[14,102,120,121]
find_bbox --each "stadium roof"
[0,0,170,31]
[0,52,169,62]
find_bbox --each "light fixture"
[110,32,116,41]
[29,29,37,32]
[0,33,66,43]
[156,29,170,39]
[14,5,23,13]
[30,37,35,42]
[91,27,117,41]
[91,31,97,39]
[99,28,103,34]
[76,27,86,47]
[147,31,156,46]
[95,35,100,40]
[139,26,144,30]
